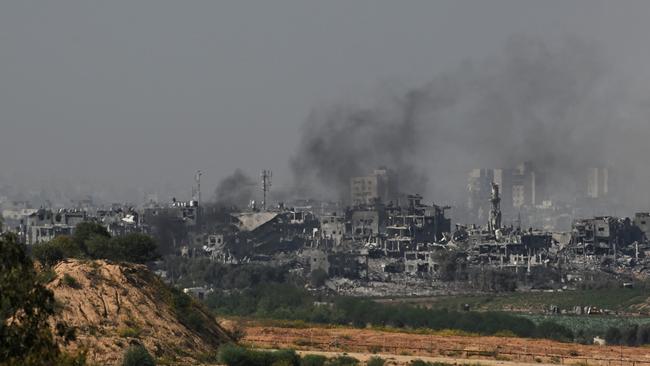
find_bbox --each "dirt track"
[236,321,650,365]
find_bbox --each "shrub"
[218,344,300,366]
[117,327,141,338]
[169,287,207,335]
[367,356,385,366]
[535,321,574,342]
[1,233,85,365]
[300,354,327,366]
[310,269,328,287]
[62,273,81,289]
[38,268,58,284]
[109,233,159,263]
[409,361,431,366]
[325,355,358,366]
[228,320,247,342]
[32,241,64,266]
[605,327,623,345]
[122,345,155,366]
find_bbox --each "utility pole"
[195,170,202,206]
[261,170,272,210]
[195,170,202,226]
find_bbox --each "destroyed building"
[350,168,398,206]
[23,209,87,245]
[203,208,319,262]
[460,182,554,272]
[568,216,645,256]
[382,194,451,256]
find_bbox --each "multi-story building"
[24,209,88,245]
[350,168,398,205]
[585,167,609,199]
[468,162,545,223]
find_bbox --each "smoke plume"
[291,36,650,213]
[214,169,255,209]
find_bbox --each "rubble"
[5,168,650,297]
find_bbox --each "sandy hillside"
[48,259,231,365]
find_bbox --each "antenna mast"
[195,170,202,206]
[261,170,272,210]
[195,170,202,226]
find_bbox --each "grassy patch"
[117,326,142,338]
[412,287,650,313]
[62,273,81,289]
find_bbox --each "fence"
[245,334,650,365]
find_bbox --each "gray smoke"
[289,90,432,200]
[214,169,255,209]
[291,36,650,212]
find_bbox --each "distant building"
[585,167,609,199]
[468,168,504,223]
[468,162,545,223]
[350,168,398,206]
[24,209,88,245]
[509,162,543,209]
[634,212,650,241]
[318,214,345,247]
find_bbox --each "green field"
[523,314,650,334]
[384,287,650,314]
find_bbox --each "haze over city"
[3,1,650,211]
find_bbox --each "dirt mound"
[48,259,231,365]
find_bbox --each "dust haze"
[290,36,650,212]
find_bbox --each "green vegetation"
[404,286,650,313]
[410,362,481,366]
[603,324,650,346]
[218,345,300,366]
[0,233,85,366]
[300,354,327,366]
[31,222,158,265]
[215,345,479,366]
[310,268,329,287]
[206,283,573,340]
[62,273,81,289]
[122,344,156,366]
[87,232,158,263]
[326,355,359,365]
[117,326,142,338]
[366,356,385,366]
[166,286,216,339]
[161,256,295,289]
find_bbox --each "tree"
[85,234,115,261]
[434,249,467,281]
[122,345,155,366]
[32,241,64,267]
[50,235,85,259]
[73,222,110,253]
[309,269,328,287]
[32,236,85,266]
[0,233,83,365]
[111,233,159,264]
[86,233,158,264]
[605,327,622,345]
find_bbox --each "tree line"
[206,283,575,342]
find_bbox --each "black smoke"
[291,36,650,212]
[214,169,255,209]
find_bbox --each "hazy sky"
[2,1,650,203]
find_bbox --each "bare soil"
[232,320,650,365]
[49,260,230,365]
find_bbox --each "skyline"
[3,1,650,206]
